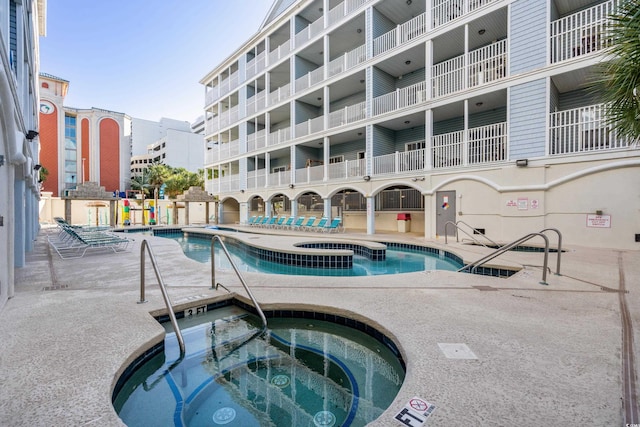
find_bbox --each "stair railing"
[138,239,185,356]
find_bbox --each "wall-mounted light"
[26,130,38,140]
[363,175,371,181]
[478,29,486,35]
[33,164,42,171]
[289,183,295,189]
[356,28,362,33]
[411,177,425,182]
[240,189,245,193]
[516,159,528,167]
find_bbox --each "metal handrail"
[138,239,185,356]
[458,232,551,285]
[444,220,499,247]
[211,235,268,330]
[540,228,563,275]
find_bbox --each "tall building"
[38,73,132,196]
[0,0,46,310]
[130,117,204,177]
[201,0,639,249]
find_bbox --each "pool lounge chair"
[322,217,344,233]
[250,215,263,226]
[301,216,317,231]
[246,215,257,226]
[257,216,270,227]
[290,216,306,231]
[271,216,286,228]
[264,216,278,228]
[309,217,328,232]
[48,226,131,259]
[280,216,295,229]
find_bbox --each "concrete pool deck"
[0,225,638,426]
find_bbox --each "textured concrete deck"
[1,226,638,426]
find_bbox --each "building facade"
[0,0,45,310]
[39,74,132,197]
[202,0,639,249]
[129,117,204,177]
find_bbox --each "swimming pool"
[113,302,405,426]
[159,232,462,276]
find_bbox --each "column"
[13,178,25,267]
[366,196,375,235]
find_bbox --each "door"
[436,190,456,236]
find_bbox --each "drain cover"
[212,407,236,424]
[313,411,336,427]
[438,343,478,359]
[271,374,290,388]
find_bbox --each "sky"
[39,1,275,123]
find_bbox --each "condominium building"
[201,0,639,249]
[129,117,204,177]
[0,0,46,310]
[39,73,132,197]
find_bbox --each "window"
[405,141,426,151]
[329,155,344,164]
[64,115,77,189]
[272,166,286,173]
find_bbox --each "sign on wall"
[586,214,611,228]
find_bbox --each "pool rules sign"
[394,397,436,426]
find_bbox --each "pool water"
[113,305,405,427]
[162,233,461,276]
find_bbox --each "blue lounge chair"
[264,216,277,228]
[250,215,263,226]
[302,216,317,231]
[271,216,285,228]
[280,216,295,229]
[322,217,344,233]
[257,216,270,227]
[290,216,306,230]
[310,217,328,232]
[247,215,257,226]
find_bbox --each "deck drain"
[212,407,236,424]
[271,374,290,388]
[313,411,336,427]
[438,343,477,359]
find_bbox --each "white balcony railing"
[372,81,427,117]
[433,39,507,97]
[268,83,291,106]
[247,129,267,152]
[247,169,267,189]
[432,122,507,169]
[295,66,325,93]
[326,159,367,180]
[328,0,371,27]
[549,104,630,155]
[550,0,616,63]
[268,170,291,187]
[373,147,427,175]
[214,174,240,193]
[268,41,291,66]
[328,44,367,77]
[468,39,507,87]
[329,102,366,128]
[268,127,291,146]
[432,0,497,28]
[295,116,324,139]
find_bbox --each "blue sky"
[39,1,274,123]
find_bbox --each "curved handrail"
[444,220,499,247]
[211,235,268,330]
[139,239,185,356]
[459,232,550,285]
[540,228,562,275]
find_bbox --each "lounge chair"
[301,216,317,231]
[310,217,328,232]
[250,215,263,226]
[290,216,306,231]
[322,217,344,233]
[280,216,295,229]
[247,215,257,226]
[264,216,278,228]
[271,216,285,228]
[48,225,131,259]
[257,216,270,227]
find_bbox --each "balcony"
[246,51,266,80]
[372,81,427,117]
[432,39,507,98]
[328,44,367,78]
[269,170,291,187]
[550,0,615,63]
[247,169,266,189]
[248,130,267,152]
[432,0,498,27]
[294,116,324,139]
[433,122,507,168]
[373,13,428,57]
[549,103,630,155]
[328,0,371,27]
[328,102,366,128]
[295,66,325,94]
[373,147,427,175]
[326,158,367,181]
[268,127,292,146]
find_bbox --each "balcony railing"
[246,51,266,80]
[373,147,427,175]
[268,83,291,106]
[326,159,367,180]
[295,66,325,93]
[329,102,366,128]
[295,116,324,139]
[433,122,507,168]
[328,0,371,27]
[550,0,616,63]
[212,174,240,193]
[246,91,267,116]
[268,170,291,187]
[328,44,367,77]
[432,0,497,28]
[268,127,292,146]
[433,39,507,98]
[268,41,291,66]
[295,164,325,184]
[373,13,427,57]
[372,81,427,117]
[247,129,267,152]
[549,103,630,155]
[247,169,266,189]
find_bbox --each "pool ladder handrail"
[211,235,268,330]
[457,232,551,285]
[138,239,185,356]
[444,220,499,248]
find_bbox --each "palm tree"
[596,0,640,140]
[147,164,171,224]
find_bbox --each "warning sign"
[394,397,436,426]
[586,214,611,228]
